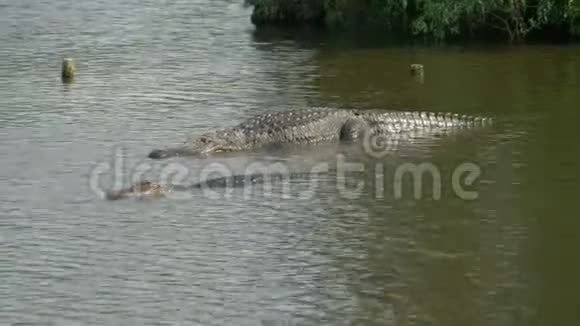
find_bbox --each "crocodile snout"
[148,149,169,159]
[148,144,220,159]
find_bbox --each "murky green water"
[1,1,580,325]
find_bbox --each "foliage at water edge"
[245,0,580,42]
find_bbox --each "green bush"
[246,0,580,42]
[245,0,326,25]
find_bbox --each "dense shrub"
[245,0,580,42]
[245,0,326,25]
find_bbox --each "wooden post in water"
[61,58,75,82]
[410,64,424,83]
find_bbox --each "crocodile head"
[105,180,170,200]
[148,129,244,159]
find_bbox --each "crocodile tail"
[361,111,492,133]
[397,111,493,129]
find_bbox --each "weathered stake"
[410,64,424,76]
[410,64,424,83]
[61,58,75,82]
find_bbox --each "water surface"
[1,1,580,325]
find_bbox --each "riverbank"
[245,0,580,43]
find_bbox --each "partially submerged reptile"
[148,107,492,159]
[105,172,326,200]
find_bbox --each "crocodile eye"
[134,180,150,191]
[200,137,208,144]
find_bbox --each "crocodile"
[148,107,492,159]
[105,171,327,200]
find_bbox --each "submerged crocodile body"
[148,107,491,159]
[105,172,326,200]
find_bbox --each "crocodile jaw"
[148,130,242,159]
[105,181,169,200]
[148,144,219,159]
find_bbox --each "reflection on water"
[1,0,580,325]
